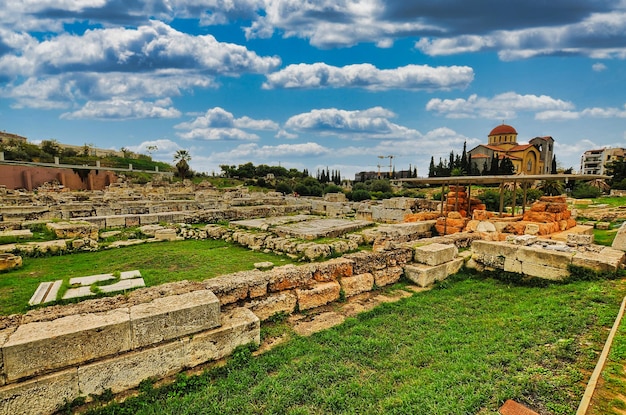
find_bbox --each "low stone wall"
[467,237,625,279]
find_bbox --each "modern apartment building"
[580,147,625,175]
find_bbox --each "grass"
[75,272,626,415]
[593,228,619,246]
[0,239,294,316]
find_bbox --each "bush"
[571,182,602,198]
[350,189,371,201]
[276,182,292,195]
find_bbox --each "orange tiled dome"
[489,124,517,136]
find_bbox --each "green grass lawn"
[0,239,294,316]
[79,273,626,415]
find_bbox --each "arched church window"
[527,160,532,172]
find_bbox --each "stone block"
[471,240,518,257]
[505,235,538,246]
[154,228,178,241]
[566,233,594,246]
[596,221,611,230]
[516,245,574,270]
[524,223,540,235]
[3,309,131,382]
[476,221,496,233]
[446,257,464,276]
[0,253,22,272]
[46,221,98,239]
[204,270,267,304]
[414,243,458,266]
[340,273,374,297]
[571,248,625,273]
[139,214,160,225]
[247,291,298,321]
[504,257,523,273]
[78,340,186,396]
[130,290,220,349]
[520,262,569,280]
[187,307,260,367]
[404,262,448,287]
[0,369,79,415]
[267,264,314,292]
[308,258,353,282]
[105,216,126,228]
[383,248,414,267]
[372,266,403,287]
[343,251,387,274]
[612,222,626,251]
[296,281,341,310]
[125,216,140,227]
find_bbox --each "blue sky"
[1,1,625,178]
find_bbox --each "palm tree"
[173,150,191,179]
[536,179,564,196]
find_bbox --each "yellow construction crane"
[378,155,394,177]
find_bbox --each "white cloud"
[126,139,183,155]
[0,21,280,78]
[426,92,575,119]
[284,106,421,140]
[536,104,626,120]
[174,107,279,141]
[415,11,626,60]
[263,63,474,91]
[60,98,181,120]
[592,62,608,71]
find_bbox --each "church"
[468,124,554,175]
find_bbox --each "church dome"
[489,124,517,136]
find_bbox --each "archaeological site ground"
[2,179,626,415]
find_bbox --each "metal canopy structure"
[392,173,612,218]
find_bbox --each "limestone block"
[0,369,79,415]
[612,222,626,251]
[382,197,415,210]
[154,228,178,241]
[372,266,403,287]
[476,221,496,233]
[296,281,341,310]
[571,248,625,272]
[187,307,260,367]
[267,264,314,292]
[471,240,520,258]
[505,235,538,246]
[383,248,414,267]
[46,221,98,239]
[0,254,22,272]
[404,262,448,287]
[414,243,458,266]
[204,270,267,304]
[566,233,594,246]
[340,273,374,297]
[125,216,140,227]
[139,214,160,225]
[516,246,574,270]
[521,262,569,280]
[105,216,126,228]
[308,258,353,282]
[0,328,14,386]
[3,309,131,382]
[504,257,522,273]
[247,291,298,321]
[130,290,220,349]
[78,340,186,396]
[596,221,611,230]
[343,251,386,274]
[446,257,464,276]
[524,223,540,235]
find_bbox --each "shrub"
[571,182,602,198]
[350,189,371,201]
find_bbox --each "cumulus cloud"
[536,104,626,120]
[263,63,474,91]
[60,98,181,120]
[284,107,421,139]
[415,10,626,60]
[593,62,608,71]
[174,107,279,141]
[126,139,183,156]
[426,92,575,119]
[0,21,280,78]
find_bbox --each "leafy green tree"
[428,157,436,177]
[40,140,61,157]
[350,189,371,201]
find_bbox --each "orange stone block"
[530,202,547,212]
